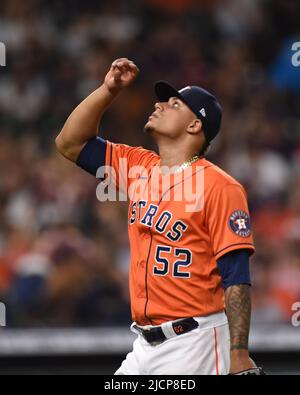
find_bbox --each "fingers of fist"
[111,58,139,77]
[105,58,139,91]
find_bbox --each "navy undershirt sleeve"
[217,249,251,289]
[75,136,107,176]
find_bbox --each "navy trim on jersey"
[76,136,107,176]
[217,249,251,289]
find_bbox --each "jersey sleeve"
[205,183,255,260]
[103,140,158,192]
[76,136,107,176]
[217,249,251,289]
[76,138,158,192]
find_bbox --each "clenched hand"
[104,58,139,94]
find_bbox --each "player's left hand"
[229,353,257,374]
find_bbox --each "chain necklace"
[173,155,200,173]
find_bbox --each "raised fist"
[104,58,139,94]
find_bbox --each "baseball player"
[55,58,265,375]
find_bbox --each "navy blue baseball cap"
[154,80,222,143]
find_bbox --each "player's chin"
[143,121,155,134]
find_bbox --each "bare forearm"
[225,284,251,350]
[55,84,118,161]
[225,284,255,373]
[55,58,139,162]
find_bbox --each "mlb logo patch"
[229,210,251,238]
[199,108,206,117]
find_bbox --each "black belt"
[133,318,199,345]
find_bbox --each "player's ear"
[187,119,202,135]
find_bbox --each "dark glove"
[229,367,266,375]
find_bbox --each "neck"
[157,140,200,168]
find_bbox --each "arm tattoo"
[225,284,251,351]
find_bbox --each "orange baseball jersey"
[102,141,255,326]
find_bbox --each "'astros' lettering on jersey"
[104,141,255,326]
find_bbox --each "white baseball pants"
[115,311,230,375]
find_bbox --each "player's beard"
[143,124,155,134]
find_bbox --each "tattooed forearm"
[225,284,251,351]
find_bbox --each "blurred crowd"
[0,0,300,327]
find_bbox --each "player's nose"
[155,102,164,111]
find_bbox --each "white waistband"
[132,311,228,332]
[192,311,228,330]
